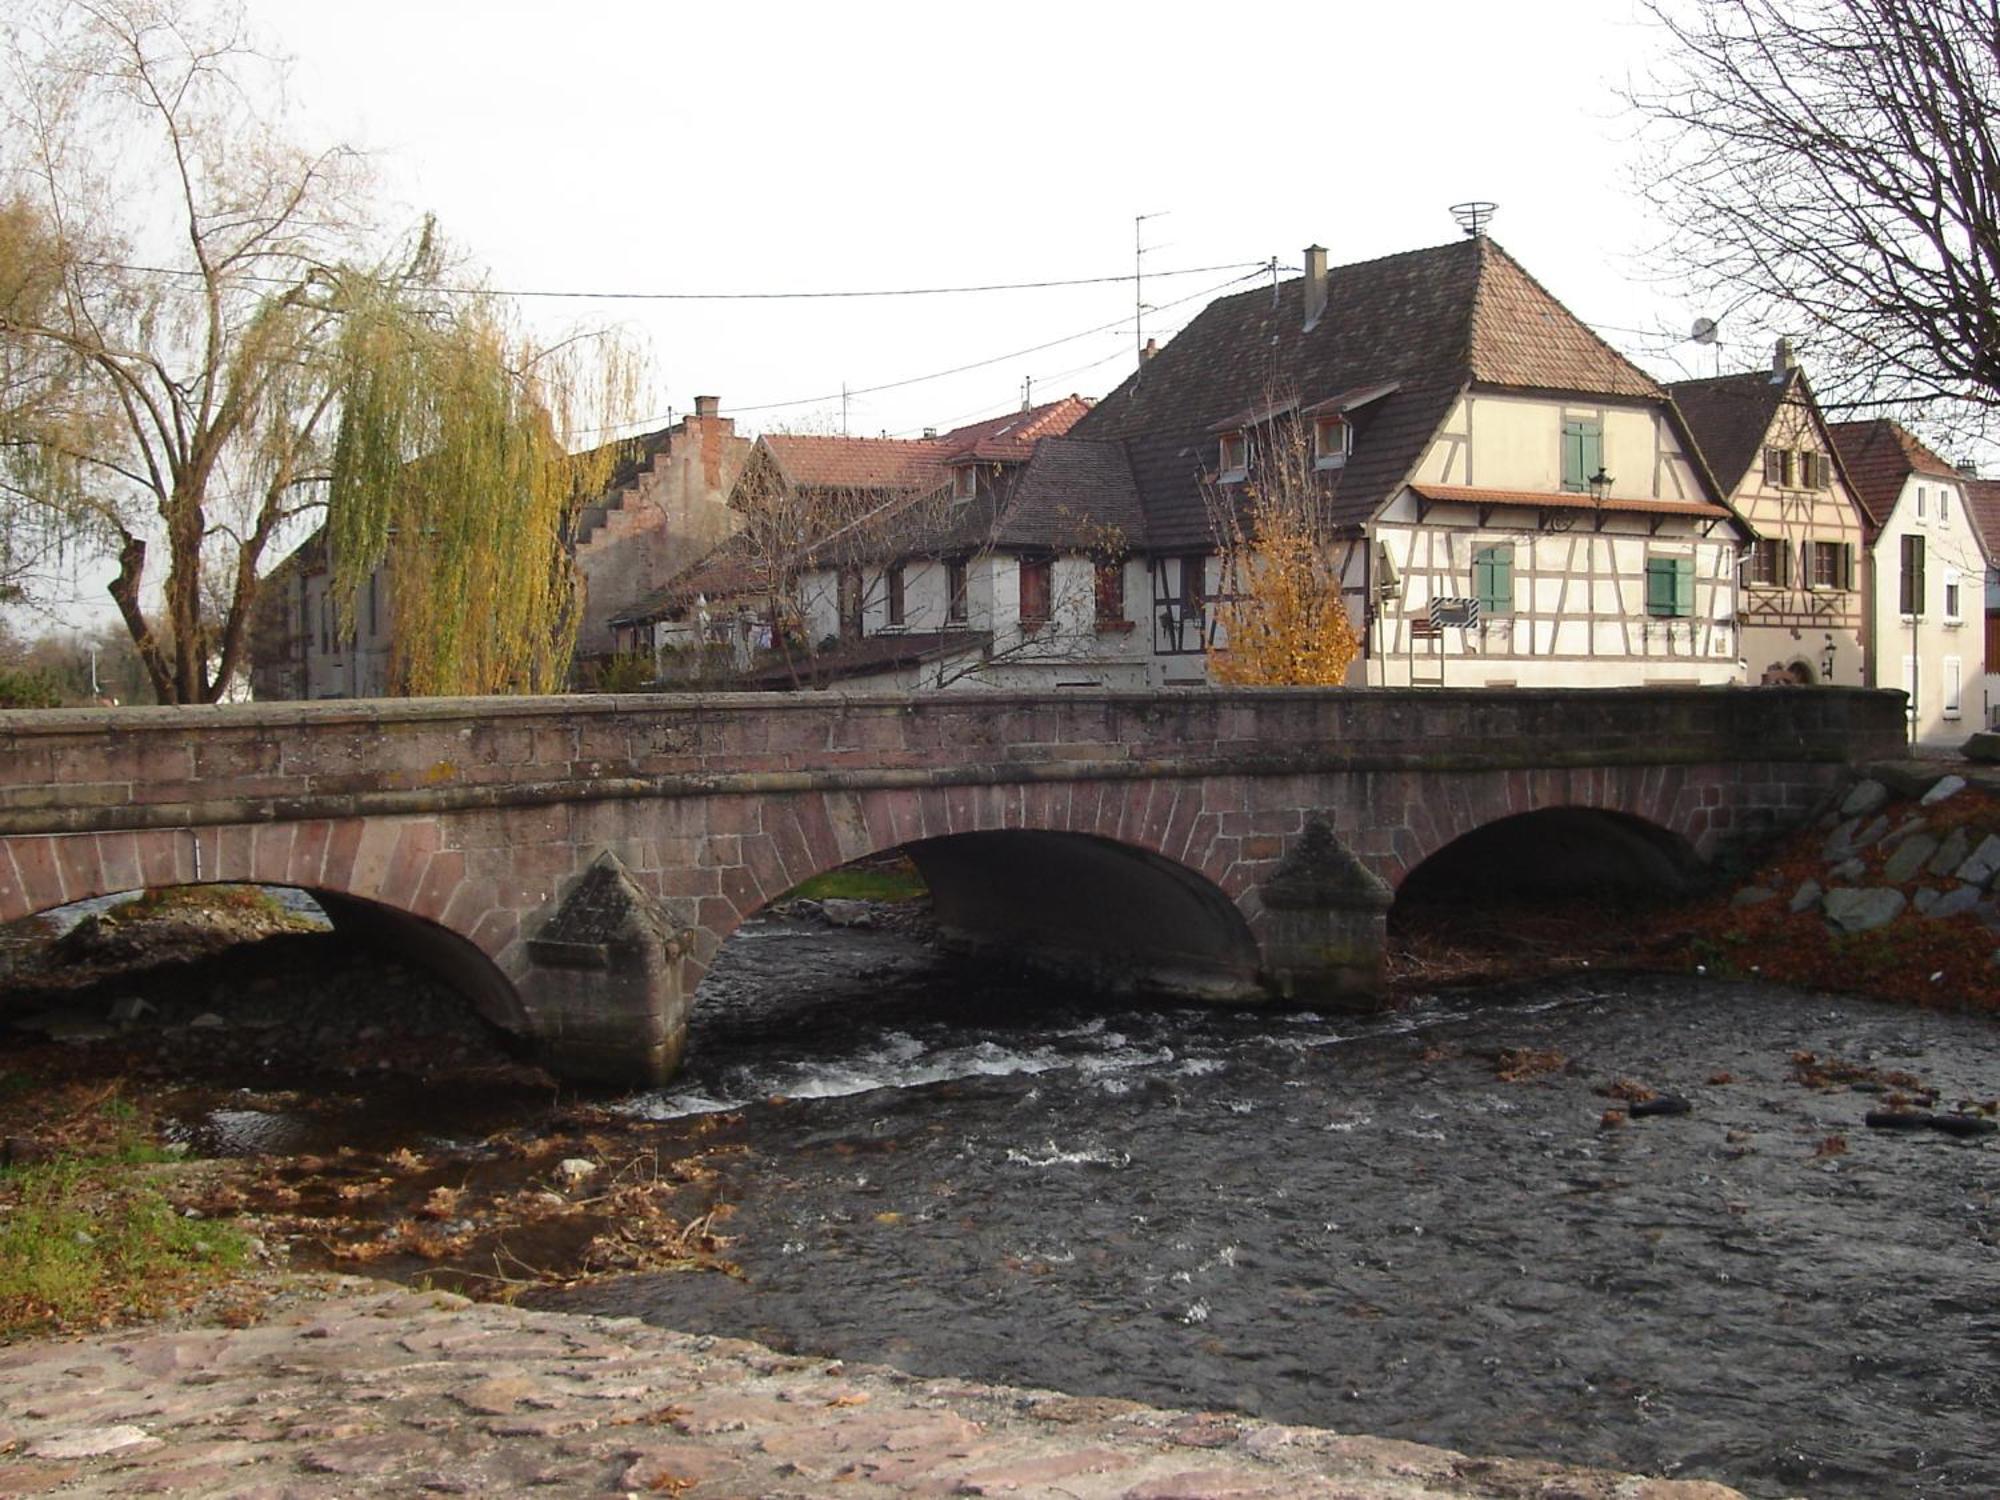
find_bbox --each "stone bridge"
[0,688,1903,1085]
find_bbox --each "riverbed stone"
[1879,815,1930,850]
[0,1283,1755,1500]
[1822,818,1861,859]
[1829,858,1867,883]
[27,1425,159,1459]
[1920,774,1968,807]
[1965,730,2000,763]
[1883,834,1940,884]
[1855,813,1892,849]
[1928,827,1972,877]
[1957,834,2000,888]
[1914,888,1939,914]
[1823,887,1907,933]
[1923,886,1984,921]
[1841,779,1889,817]
[1788,879,1823,914]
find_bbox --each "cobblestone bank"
[0,1280,1750,1499]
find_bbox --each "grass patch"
[110,884,297,921]
[787,863,927,904]
[0,1159,247,1338]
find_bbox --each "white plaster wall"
[1870,476,1989,742]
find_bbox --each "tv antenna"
[1691,316,1721,376]
[1449,201,1498,238]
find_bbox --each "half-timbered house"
[1067,236,1750,687]
[1669,354,1870,687]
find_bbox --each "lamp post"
[1587,466,1614,504]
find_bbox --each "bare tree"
[1632,0,2000,436]
[0,0,636,702]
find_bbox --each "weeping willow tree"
[326,262,640,696]
[0,0,641,702]
[1203,411,1361,687]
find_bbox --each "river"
[517,912,2000,1500]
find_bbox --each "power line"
[82,257,1271,304]
[622,268,1265,436]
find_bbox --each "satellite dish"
[1691,317,1720,345]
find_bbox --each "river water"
[527,914,2000,1500]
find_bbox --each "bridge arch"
[1393,805,1701,909]
[0,819,525,1035]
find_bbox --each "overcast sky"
[256,0,1725,441]
[37,0,1750,630]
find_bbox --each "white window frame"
[1944,656,1963,720]
[1940,488,1952,523]
[1915,485,1928,521]
[1218,430,1249,482]
[1944,568,1963,624]
[952,466,976,502]
[1313,415,1351,470]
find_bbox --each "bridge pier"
[1254,815,1397,1004]
[518,853,692,1086]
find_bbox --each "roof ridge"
[1468,239,1661,397]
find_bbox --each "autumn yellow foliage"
[1203,414,1361,686]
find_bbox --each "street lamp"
[1587,466,1614,504]
[1821,634,1837,684]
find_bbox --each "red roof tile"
[1825,419,1960,528]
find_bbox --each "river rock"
[1878,816,1929,850]
[1855,814,1891,849]
[1789,879,1823,914]
[28,1425,158,1459]
[554,1158,597,1187]
[1730,886,1776,909]
[1957,834,2000,888]
[1841,779,1889,817]
[1823,887,1906,934]
[819,899,878,929]
[1964,730,2000,763]
[1914,888,1939,915]
[1829,858,1867,883]
[188,1012,226,1030]
[1883,834,1940,884]
[1822,817,1861,860]
[1920,775,1968,807]
[1928,827,1972,878]
[1922,886,1983,921]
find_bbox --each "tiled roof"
[934,395,1091,463]
[1071,238,1669,549]
[1668,370,1796,494]
[731,629,990,689]
[1826,419,1961,528]
[1965,478,2000,562]
[764,434,948,493]
[989,438,1147,551]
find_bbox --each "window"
[1940,488,1951,523]
[1810,541,1847,590]
[838,568,864,640]
[1152,554,1207,654]
[886,563,906,628]
[952,466,976,502]
[1944,568,1961,622]
[1472,543,1513,614]
[367,574,379,637]
[1018,556,1052,625]
[1562,418,1604,493]
[1646,555,1695,617]
[1944,657,1963,720]
[1218,431,1249,480]
[1746,538,1784,586]
[945,558,968,623]
[1916,485,1928,520]
[1798,450,1831,489]
[1899,533,1926,615]
[1094,558,1125,626]
[1314,415,1351,469]
[1763,447,1796,487]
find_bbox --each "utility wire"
[607,268,1265,436]
[82,257,1270,303]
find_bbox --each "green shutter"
[1562,419,1602,492]
[1473,544,1513,613]
[1647,557,1693,618]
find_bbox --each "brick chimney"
[1302,245,1328,333]
[1140,337,1159,364]
[693,395,720,419]
[1771,338,1796,378]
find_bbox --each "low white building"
[1828,420,1991,744]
